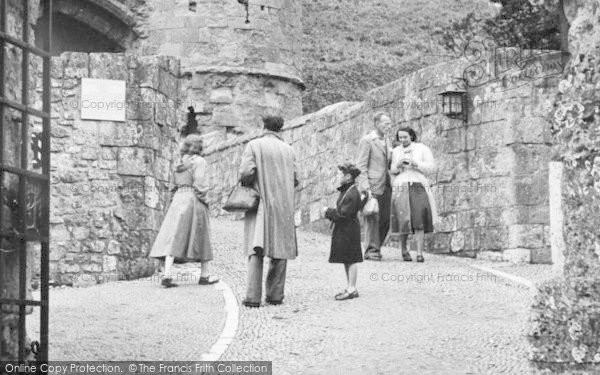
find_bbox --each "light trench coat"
[149,154,212,261]
[238,131,298,260]
[390,142,438,233]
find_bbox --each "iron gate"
[0,0,52,362]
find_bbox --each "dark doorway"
[35,12,123,55]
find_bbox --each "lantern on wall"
[438,83,467,120]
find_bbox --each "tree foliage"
[442,0,564,56]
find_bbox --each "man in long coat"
[356,112,392,260]
[238,116,298,307]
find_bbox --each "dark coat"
[325,183,363,264]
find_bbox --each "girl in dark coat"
[324,163,364,301]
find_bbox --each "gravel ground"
[208,219,538,375]
[28,271,225,360]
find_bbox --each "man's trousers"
[364,184,392,256]
[246,254,287,303]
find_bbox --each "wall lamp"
[438,82,468,121]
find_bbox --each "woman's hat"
[338,163,361,178]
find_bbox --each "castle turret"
[139,0,304,138]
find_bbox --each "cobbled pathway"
[32,219,549,374]
[202,219,539,375]
[29,271,225,360]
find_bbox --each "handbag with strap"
[223,185,259,212]
[362,194,379,216]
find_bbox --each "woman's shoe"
[161,277,178,288]
[364,250,382,261]
[402,252,412,262]
[334,290,347,299]
[416,255,424,263]
[242,299,260,308]
[198,275,219,285]
[335,290,359,301]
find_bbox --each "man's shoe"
[242,299,260,308]
[416,255,424,263]
[161,277,178,288]
[402,252,412,262]
[265,298,283,306]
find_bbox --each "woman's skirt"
[391,182,433,234]
[149,190,213,261]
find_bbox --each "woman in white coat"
[390,127,437,262]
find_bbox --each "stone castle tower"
[138,0,304,140]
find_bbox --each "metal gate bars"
[0,0,52,362]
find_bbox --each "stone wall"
[202,48,563,264]
[179,67,303,138]
[138,0,301,76]
[48,52,180,286]
[529,0,600,371]
[137,0,304,137]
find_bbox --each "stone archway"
[35,0,138,55]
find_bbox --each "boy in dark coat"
[324,163,364,301]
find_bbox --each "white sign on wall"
[80,78,126,122]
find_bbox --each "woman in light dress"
[390,127,437,262]
[149,134,219,288]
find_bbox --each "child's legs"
[346,263,358,291]
[343,264,350,283]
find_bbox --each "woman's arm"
[192,157,209,204]
[413,144,436,175]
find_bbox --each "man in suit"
[356,112,392,261]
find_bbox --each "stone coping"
[182,65,306,90]
[201,101,364,156]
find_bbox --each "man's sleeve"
[294,153,299,188]
[239,143,256,187]
[355,137,370,192]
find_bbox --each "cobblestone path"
[32,219,544,374]
[208,219,537,375]
[29,272,226,360]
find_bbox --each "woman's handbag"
[362,194,379,216]
[223,185,259,212]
